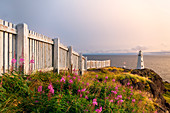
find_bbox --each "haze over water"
[85,55,170,82]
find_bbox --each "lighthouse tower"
[137,50,144,69]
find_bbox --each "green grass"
[0,69,158,113]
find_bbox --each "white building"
[137,50,144,69]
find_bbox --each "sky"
[0,0,170,54]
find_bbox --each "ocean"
[84,55,170,82]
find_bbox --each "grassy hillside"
[163,82,170,103]
[0,67,169,112]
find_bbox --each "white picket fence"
[0,19,110,75]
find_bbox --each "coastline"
[84,55,170,83]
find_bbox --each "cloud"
[131,46,148,51]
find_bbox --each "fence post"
[85,57,87,71]
[0,20,3,76]
[79,53,82,75]
[16,23,29,74]
[53,38,60,73]
[68,46,73,74]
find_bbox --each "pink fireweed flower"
[78,78,81,81]
[127,82,130,86]
[73,76,76,80]
[85,95,88,99]
[67,75,71,78]
[112,79,115,82]
[11,58,17,64]
[96,75,98,78]
[106,97,108,99]
[20,58,24,62]
[86,82,89,86]
[50,87,54,94]
[69,79,73,84]
[60,77,65,82]
[75,73,78,75]
[123,90,126,92]
[80,94,82,98]
[111,90,117,94]
[120,99,124,103]
[104,80,107,83]
[48,83,54,94]
[85,109,88,112]
[86,91,89,94]
[30,59,34,63]
[19,58,24,64]
[93,99,98,106]
[95,107,102,113]
[105,76,108,79]
[82,82,84,84]
[93,101,98,106]
[115,97,118,100]
[77,90,81,92]
[117,95,122,99]
[35,100,39,103]
[115,87,118,90]
[110,100,113,102]
[38,86,42,92]
[73,69,76,72]
[81,88,86,92]
[130,93,133,95]
[48,83,52,89]
[93,98,97,102]
[130,86,133,89]
[132,99,135,103]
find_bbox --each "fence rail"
[0,19,110,75]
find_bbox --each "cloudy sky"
[0,0,170,53]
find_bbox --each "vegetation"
[163,82,170,103]
[0,58,166,112]
[0,70,158,112]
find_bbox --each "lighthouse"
[137,50,144,69]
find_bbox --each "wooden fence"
[0,19,110,76]
[87,60,111,69]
